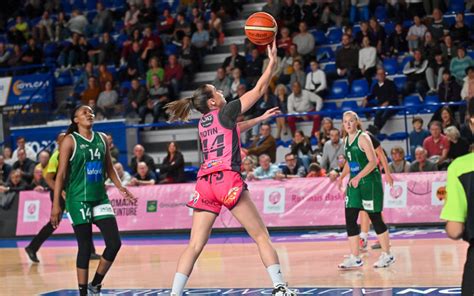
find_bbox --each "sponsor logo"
[223,187,240,205]
[200,114,214,128]
[204,160,223,169]
[147,200,157,212]
[92,204,114,217]
[79,144,89,149]
[23,200,40,222]
[263,188,286,214]
[12,79,49,96]
[384,181,408,209]
[192,191,200,205]
[436,186,446,201]
[201,198,221,207]
[431,181,446,206]
[85,161,103,182]
[362,200,374,211]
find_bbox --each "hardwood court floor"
[0,236,467,295]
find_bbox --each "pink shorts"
[187,171,247,215]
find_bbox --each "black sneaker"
[87,283,102,296]
[272,284,298,295]
[90,253,101,260]
[25,247,39,263]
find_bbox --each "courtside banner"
[3,74,52,106]
[16,172,446,235]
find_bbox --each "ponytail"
[165,97,194,122]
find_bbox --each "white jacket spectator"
[305,60,327,94]
[359,45,377,70]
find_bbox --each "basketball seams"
[245,11,277,45]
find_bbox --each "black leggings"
[462,243,474,296]
[345,208,388,237]
[73,218,121,269]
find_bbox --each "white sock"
[171,272,188,296]
[360,232,368,239]
[267,264,285,287]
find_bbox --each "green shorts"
[66,198,115,226]
[346,174,384,213]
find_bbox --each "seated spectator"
[280,0,301,33]
[409,116,430,156]
[363,68,399,134]
[274,84,289,140]
[158,8,175,38]
[138,0,157,29]
[438,70,462,106]
[35,150,50,172]
[178,35,198,80]
[106,134,120,162]
[164,54,184,99]
[428,8,448,43]
[445,126,470,162]
[461,66,474,107]
[81,76,100,106]
[276,26,293,54]
[54,11,69,42]
[290,130,313,169]
[241,156,256,180]
[359,36,377,86]
[222,44,246,75]
[208,11,224,47]
[173,13,191,42]
[354,21,371,46]
[12,149,35,184]
[328,154,346,182]
[317,117,334,150]
[213,67,231,99]
[66,10,88,35]
[277,153,307,179]
[21,38,43,66]
[30,167,48,192]
[292,22,315,63]
[305,60,327,98]
[246,89,277,140]
[318,3,340,30]
[0,156,12,184]
[77,35,93,65]
[278,43,303,85]
[34,11,54,43]
[124,4,140,34]
[460,101,474,145]
[58,33,80,68]
[12,137,36,162]
[384,23,408,57]
[146,57,164,88]
[450,47,474,84]
[130,144,155,174]
[0,169,30,194]
[426,50,447,94]
[440,35,457,61]
[158,142,184,184]
[389,146,410,173]
[368,18,386,53]
[97,81,118,119]
[242,123,277,163]
[105,163,131,186]
[98,64,113,90]
[423,121,450,166]
[439,106,460,130]
[3,147,14,166]
[0,43,10,67]
[301,0,318,28]
[287,81,323,137]
[402,49,429,97]
[450,13,469,46]
[92,2,113,35]
[8,15,29,45]
[421,31,440,65]
[290,60,306,89]
[126,79,147,118]
[406,16,427,52]
[76,62,96,92]
[246,48,264,87]
[89,32,116,66]
[229,68,246,101]
[247,154,280,181]
[409,147,438,172]
[141,40,162,67]
[320,128,344,172]
[129,162,156,186]
[191,21,209,59]
[262,0,281,18]
[306,163,326,178]
[335,34,360,84]
[7,45,23,68]
[141,26,162,54]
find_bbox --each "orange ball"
[244,12,278,46]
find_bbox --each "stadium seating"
[327,80,349,99]
[349,79,369,97]
[383,58,398,75]
[403,95,423,114]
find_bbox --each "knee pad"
[368,212,388,235]
[345,208,360,237]
[102,237,121,262]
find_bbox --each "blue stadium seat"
[116,33,129,46]
[467,50,474,60]
[387,132,409,141]
[315,47,334,62]
[443,15,456,26]
[322,102,337,111]
[383,58,398,75]
[375,6,387,21]
[310,137,318,146]
[352,25,361,37]
[394,76,407,92]
[56,71,73,86]
[402,20,413,28]
[383,22,395,35]
[466,15,474,29]
[86,0,96,10]
[327,28,343,44]
[73,0,85,10]
[89,37,100,48]
[349,79,369,97]
[87,11,97,23]
[165,43,178,56]
[328,80,349,99]
[44,43,58,58]
[447,0,465,13]
[184,166,198,181]
[323,63,337,74]
[341,100,359,112]
[312,30,328,45]
[377,133,388,141]
[403,95,422,114]
[114,20,124,33]
[423,95,440,112]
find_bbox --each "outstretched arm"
[239,40,278,114]
[237,107,281,133]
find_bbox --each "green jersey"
[65,131,108,202]
[344,130,379,183]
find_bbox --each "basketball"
[244,12,277,46]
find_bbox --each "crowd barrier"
[15,172,447,236]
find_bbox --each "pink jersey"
[197,109,242,177]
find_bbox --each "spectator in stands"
[54,11,68,42]
[191,20,209,60]
[92,2,113,35]
[124,4,140,34]
[8,15,29,45]
[121,43,143,81]
[277,153,307,179]
[450,47,474,84]
[409,147,438,172]
[145,57,164,88]
[242,123,277,163]
[12,137,36,162]
[141,40,162,68]
[350,0,370,23]
[189,6,204,32]
[138,0,157,29]
[245,48,264,87]
[320,128,344,172]
[30,166,48,192]
[229,68,246,101]
[335,34,360,85]
[328,154,346,182]
[292,22,315,63]
[0,169,30,196]
[0,156,12,184]
[127,78,147,117]
[306,163,326,178]
[98,64,113,90]
[461,66,474,106]
[439,106,460,130]
[423,121,450,166]
[274,84,289,139]
[105,163,131,186]
[460,101,474,145]
[222,44,246,75]
[290,60,306,89]
[3,148,14,166]
[290,130,313,169]
[106,134,120,162]
[66,10,88,35]
[409,116,430,156]
[96,81,118,119]
[7,45,22,68]
[164,54,183,99]
[428,8,448,42]
[81,76,100,106]
[246,154,280,181]
[141,25,162,51]
[355,21,371,46]
[159,141,185,184]
[130,144,155,175]
[445,126,470,162]
[248,89,278,138]
[403,49,429,97]
[212,67,231,99]
[34,11,54,43]
[129,161,156,186]
[438,69,462,104]
[173,13,190,43]
[158,8,175,41]
[0,43,10,67]
[77,62,96,91]
[262,0,281,18]
[407,16,427,52]
[21,38,43,66]
[359,36,377,87]
[242,156,256,181]
[58,33,79,68]
[305,60,327,98]
[178,35,197,80]
[319,3,341,30]
[208,11,224,47]
[421,32,439,64]
[280,0,301,33]
[287,81,323,137]
[363,68,399,134]
[450,13,469,46]
[368,18,386,54]
[277,27,293,55]
[12,148,35,184]
[426,50,446,94]
[145,74,169,123]
[278,44,303,84]
[301,0,319,28]
[317,117,334,151]
[35,150,50,173]
[90,32,117,66]
[384,23,408,57]
[441,35,457,61]
[389,146,411,173]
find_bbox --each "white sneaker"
[338,254,363,269]
[373,252,395,268]
[272,284,298,296]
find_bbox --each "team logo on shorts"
[223,187,240,205]
[192,191,200,205]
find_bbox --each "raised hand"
[261,107,281,121]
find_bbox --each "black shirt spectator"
[438,71,461,103]
[22,38,43,65]
[5,170,30,192]
[138,0,157,28]
[130,144,155,174]
[335,34,360,83]
[280,0,302,33]
[245,48,264,87]
[384,23,408,56]
[127,79,148,116]
[428,9,448,42]
[12,149,35,184]
[159,142,185,184]
[460,121,474,145]
[222,44,246,75]
[0,156,12,184]
[445,126,470,160]
[450,13,469,46]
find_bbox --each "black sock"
[91,272,105,286]
[79,284,88,296]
